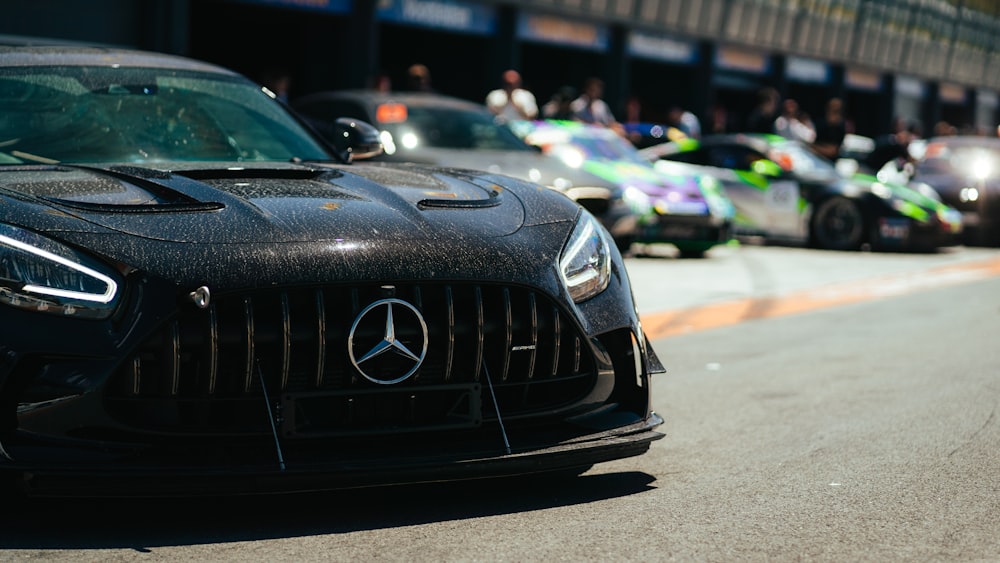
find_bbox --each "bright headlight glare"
[555,147,586,169]
[972,158,992,181]
[379,130,397,155]
[0,224,121,319]
[560,213,611,303]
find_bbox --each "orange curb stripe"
[640,256,1000,339]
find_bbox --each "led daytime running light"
[0,234,118,303]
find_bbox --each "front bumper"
[2,413,664,498]
[635,213,732,246]
[872,215,964,251]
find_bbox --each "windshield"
[568,130,650,166]
[379,105,533,152]
[770,140,839,181]
[0,66,331,165]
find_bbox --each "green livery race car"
[640,134,963,252]
[513,120,734,258]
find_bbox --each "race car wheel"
[614,235,636,255]
[675,244,709,259]
[811,196,866,251]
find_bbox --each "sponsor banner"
[627,30,698,65]
[939,82,967,104]
[845,67,883,91]
[714,45,770,74]
[377,0,496,35]
[785,56,829,84]
[230,0,352,13]
[516,12,608,51]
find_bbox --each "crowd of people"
[475,69,858,157]
[742,86,853,159]
[483,70,623,133]
[384,64,977,173]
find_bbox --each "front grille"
[105,283,596,437]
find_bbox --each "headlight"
[560,212,611,303]
[0,224,122,319]
[623,185,653,214]
[972,157,992,181]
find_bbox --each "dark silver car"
[291,90,634,232]
[911,136,1000,246]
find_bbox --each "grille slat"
[207,304,218,394]
[501,287,512,382]
[444,286,454,383]
[168,322,180,396]
[314,289,326,388]
[130,356,141,395]
[526,293,538,380]
[108,283,598,435]
[551,308,561,377]
[243,297,254,393]
[474,286,483,382]
[280,293,291,390]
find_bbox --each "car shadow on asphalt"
[0,471,657,549]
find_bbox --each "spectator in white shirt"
[486,69,538,122]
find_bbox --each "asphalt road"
[2,242,998,561]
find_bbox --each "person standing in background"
[667,106,702,139]
[745,87,780,133]
[709,104,731,134]
[373,73,392,93]
[773,98,816,143]
[813,97,849,159]
[486,69,538,122]
[541,86,577,120]
[405,64,434,92]
[571,77,619,128]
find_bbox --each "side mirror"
[307,117,383,162]
[330,117,383,162]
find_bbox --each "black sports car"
[0,45,665,498]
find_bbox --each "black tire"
[614,236,635,255]
[811,196,866,251]
[677,247,707,259]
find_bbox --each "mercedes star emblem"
[348,298,428,385]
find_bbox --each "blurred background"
[3,0,999,139]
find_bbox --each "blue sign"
[628,30,698,65]
[377,0,496,35]
[785,56,829,84]
[230,0,352,14]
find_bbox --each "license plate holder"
[279,383,482,438]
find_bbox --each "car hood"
[0,162,532,244]
[0,161,587,288]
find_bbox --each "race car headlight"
[0,224,121,319]
[560,212,611,303]
[623,185,653,214]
